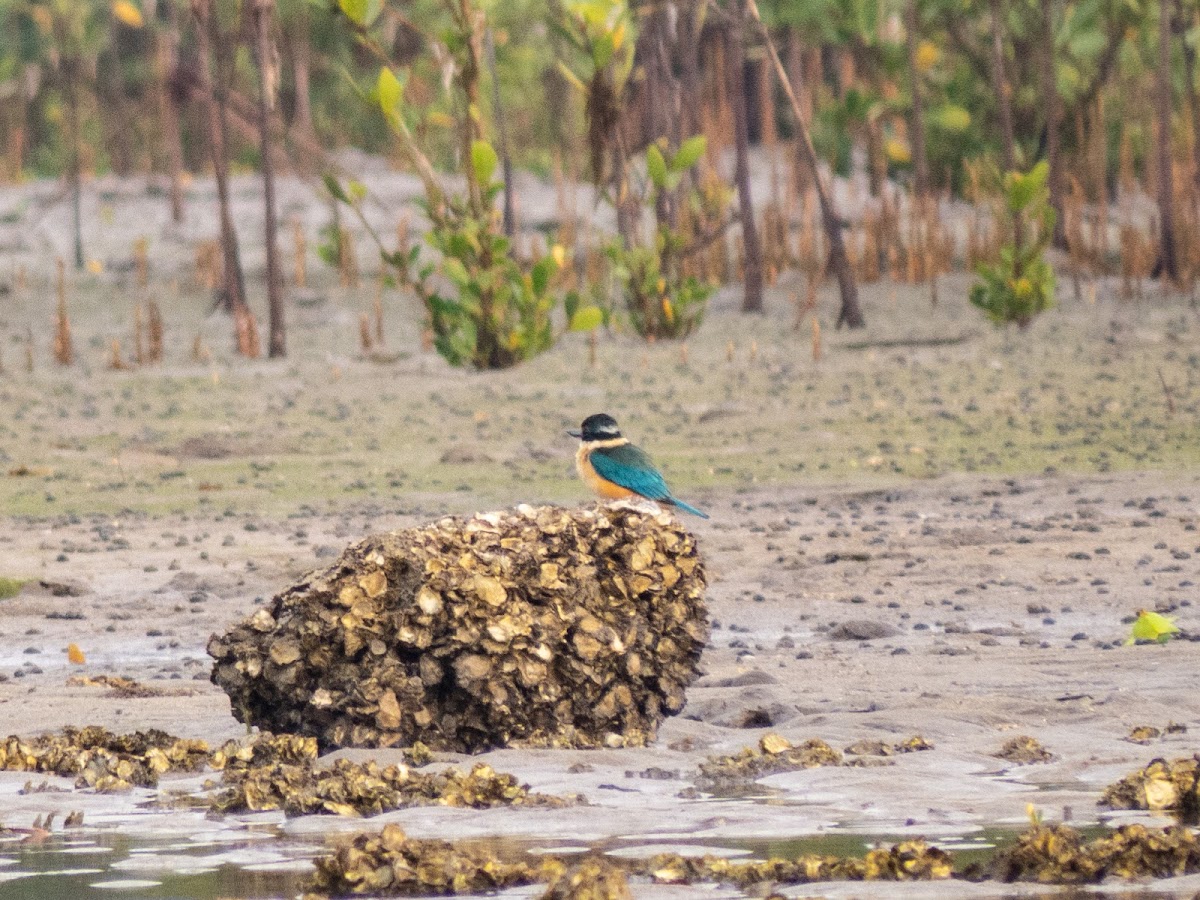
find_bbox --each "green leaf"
[554,60,589,94]
[842,88,873,122]
[1006,168,1039,213]
[569,305,604,332]
[338,0,368,25]
[471,140,499,187]
[531,255,557,296]
[593,32,616,71]
[338,0,379,25]
[1026,160,1050,191]
[932,103,971,133]
[548,20,587,54]
[572,0,614,29]
[377,67,403,123]
[669,135,707,173]
[442,257,471,288]
[322,173,349,204]
[646,144,668,190]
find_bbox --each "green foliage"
[470,139,498,187]
[315,221,342,270]
[970,162,1057,331]
[376,66,404,125]
[671,136,707,174]
[554,1,712,341]
[554,0,635,90]
[619,139,710,340]
[565,294,605,332]
[421,201,557,369]
[554,0,636,185]
[328,0,603,370]
[599,137,713,340]
[337,0,381,28]
[0,0,1163,200]
[605,237,711,340]
[645,135,707,194]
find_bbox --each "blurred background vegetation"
[0,0,1195,364]
[0,0,1180,194]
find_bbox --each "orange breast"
[576,447,636,500]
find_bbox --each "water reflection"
[4,824,1200,899]
[0,832,312,900]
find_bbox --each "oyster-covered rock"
[209,505,708,752]
[0,727,210,791]
[305,824,544,897]
[1100,756,1200,813]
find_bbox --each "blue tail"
[668,496,709,519]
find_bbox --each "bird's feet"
[604,497,664,517]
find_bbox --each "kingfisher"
[568,413,709,519]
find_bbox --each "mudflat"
[2,185,1200,894]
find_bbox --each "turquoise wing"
[590,444,672,501]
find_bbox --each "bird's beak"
[566,430,581,439]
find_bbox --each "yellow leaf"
[551,244,566,267]
[884,138,911,164]
[1129,609,1181,644]
[86,259,104,274]
[915,40,940,72]
[112,1,145,28]
[612,21,626,51]
[67,643,86,665]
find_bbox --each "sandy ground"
[2,167,1200,897]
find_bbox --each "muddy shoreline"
[3,470,1200,897]
[3,166,1200,896]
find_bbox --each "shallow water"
[4,824,1199,900]
[0,830,313,899]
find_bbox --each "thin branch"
[678,213,741,258]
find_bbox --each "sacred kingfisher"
[568,413,709,519]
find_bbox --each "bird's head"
[568,413,623,443]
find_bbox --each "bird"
[568,413,709,518]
